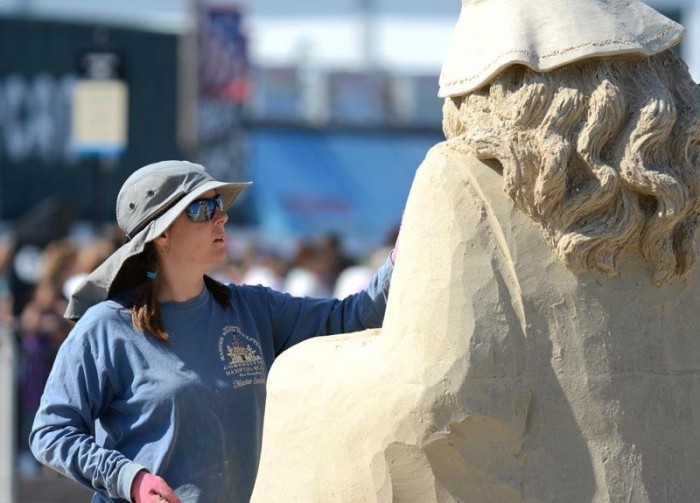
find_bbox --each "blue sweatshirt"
[30,257,392,502]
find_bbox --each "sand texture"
[251,144,700,502]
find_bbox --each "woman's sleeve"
[28,327,146,501]
[265,255,394,355]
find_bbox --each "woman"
[29,160,394,502]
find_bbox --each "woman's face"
[158,190,229,274]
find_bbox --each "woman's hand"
[131,470,181,503]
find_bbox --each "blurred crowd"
[0,222,397,479]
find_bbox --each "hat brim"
[146,180,252,241]
[65,180,251,320]
[438,0,685,98]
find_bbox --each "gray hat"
[65,160,252,320]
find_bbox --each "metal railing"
[0,323,17,503]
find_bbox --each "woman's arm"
[29,329,147,500]
[262,254,394,355]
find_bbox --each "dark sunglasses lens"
[186,196,222,221]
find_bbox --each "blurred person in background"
[316,232,356,287]
[333,223,400,298]
[18,239,75,477]
[208,234,257,285]
[0,234,14,327]
[39,239,79,292]
[333,262,373,299]
[29,160,396,503]
[62,235,119,300]
[283,240,333,297]
[0,233,16,451]
[241,247,288,290]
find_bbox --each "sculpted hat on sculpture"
[438,0,685,97]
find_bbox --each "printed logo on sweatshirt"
[218,325,265,389]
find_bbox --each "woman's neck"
[155,264,207,303]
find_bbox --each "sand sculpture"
[251,1,700,501]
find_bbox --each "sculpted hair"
[443,50,700,285]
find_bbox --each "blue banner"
[249,128,442,252]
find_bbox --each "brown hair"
[443,50,700,285]
[126,243,231,343]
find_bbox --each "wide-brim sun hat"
[65,160,252,320]
[438,0,685,98]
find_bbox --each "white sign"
[71,79,128,156]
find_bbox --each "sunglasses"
[185,195,224,222]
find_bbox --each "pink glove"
[131,470,181,503]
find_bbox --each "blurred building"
[0,2,250,235]
[0,0,697,255]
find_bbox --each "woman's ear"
[153,232,170,256]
